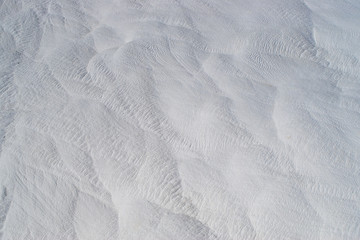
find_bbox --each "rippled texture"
[0,0,360,239]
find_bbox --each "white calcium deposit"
[0,0,360,239]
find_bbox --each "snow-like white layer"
[0,0,360,239]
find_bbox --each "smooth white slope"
[0,0,360,239]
